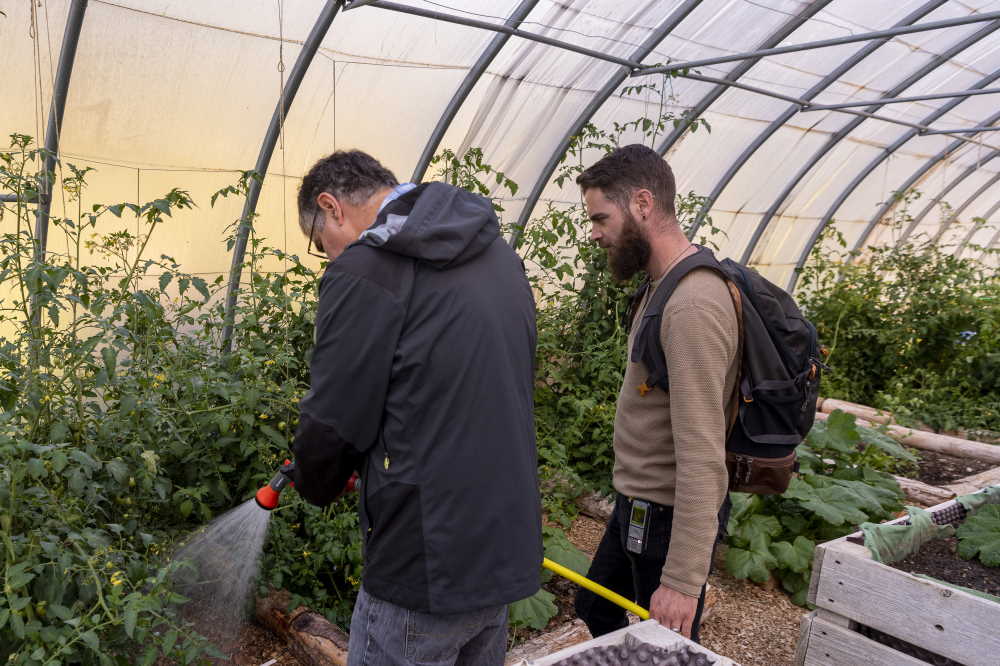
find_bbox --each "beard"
[607,211,651,281]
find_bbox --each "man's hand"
[649,584,698,638]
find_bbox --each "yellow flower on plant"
[302,550,311,558]
[259,413,268,419]
[110,571,125,586]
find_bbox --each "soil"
[553,514,805,666]
[890,535,1000,597]
[908,447,997,486]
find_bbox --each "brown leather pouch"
[726,450,798,494]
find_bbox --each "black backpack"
[628,245,822,495]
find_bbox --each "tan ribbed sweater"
[613,266,739,598]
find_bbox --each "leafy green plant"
[797,201,1000,434]
[724,410,909,605]
[956,504,1000,568]
[0,133,335,662]
[508,526,590,631]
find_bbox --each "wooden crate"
[795,498,1000,666]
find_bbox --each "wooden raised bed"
[794,496,1000,665]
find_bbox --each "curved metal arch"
[653,0,833,167]
[956,198,1000,258]
[931,167,1000,246]
[679,0,945,242]
[35,0,89,262]
[741,18,1000,290]
[900,148,1000,242]
[634,11,1000,77]
[791,69,1000,283]
[410,0,540,183]
[221,0,341,353]
[852,108,1000,252]
[507,0,703,248]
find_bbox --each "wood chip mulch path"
[567,514,806,666]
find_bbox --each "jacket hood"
[356,182,500,268]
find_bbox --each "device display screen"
[630,503,647,526]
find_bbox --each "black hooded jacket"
[292,182,542,614]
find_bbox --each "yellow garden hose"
[542,557,650,620]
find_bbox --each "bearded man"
[573,144,736,642]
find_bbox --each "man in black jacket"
[291,150,541,666]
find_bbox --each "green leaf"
[179,500,193,518]
[159,272,172,292]
[6,563,36,590]
[732,513,781,545]
[107,458,129,484]
[120,393,137,414]
[725,545,776,583]
[81,629,100,651]
[508,588,557,630]
[124,604,138,638]
[191,276,210,302]
[259,424,287,448]
[956,504,1000,567]
[139,646,159,666]
[856,423,917,461]
[806,410,860,453]
[0,608,8,629]
[27,457,45,478]
[770,536,814,573]
[163,629,178,654]
[101,346,117,377]
[542,526,591,576]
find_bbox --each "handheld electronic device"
[626,499,650,554]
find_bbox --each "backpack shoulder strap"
[629,246,726,392]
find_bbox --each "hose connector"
[255,459,296,510]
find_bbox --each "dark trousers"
[574,493,730,642]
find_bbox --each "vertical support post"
[221,0,341,353]
[34,0,89,264]
[410,0,540,184]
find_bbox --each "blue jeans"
[347,585,508,666]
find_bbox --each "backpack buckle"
[735,455,753,485]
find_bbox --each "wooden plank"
[942,465,1000,496]
[792,610,815,666]
[813,541,1000,665]
[818,398,895,424]
[802,615,928,666]
[813,609,851,628]
[505,620,591,665]
[892,475,956,506]
[814,412,1000,464]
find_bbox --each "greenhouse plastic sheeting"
[2,0,999,284]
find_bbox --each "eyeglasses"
[306,209,326,259]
